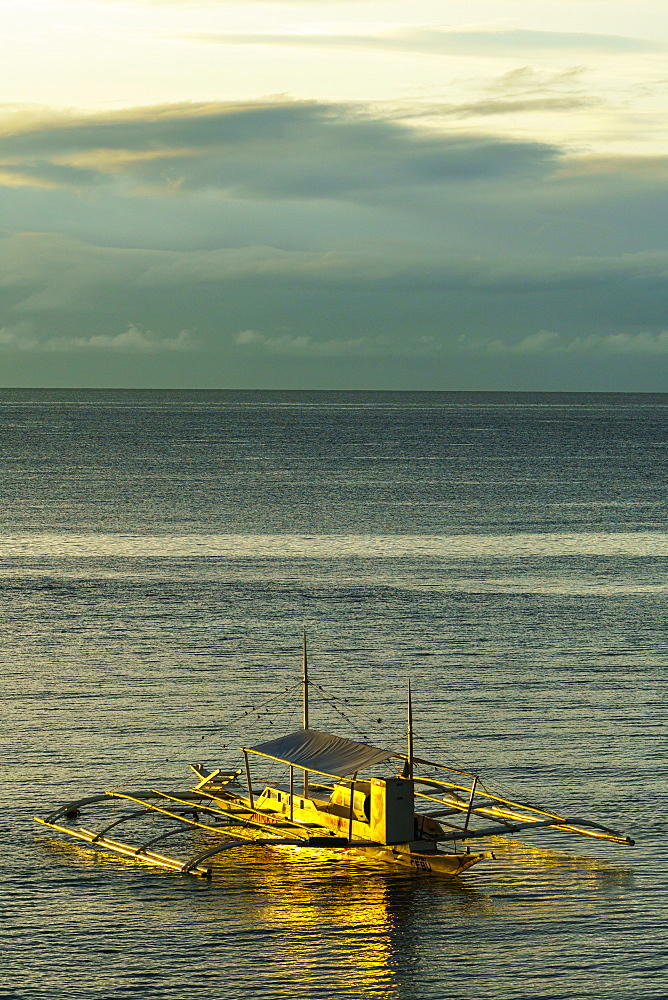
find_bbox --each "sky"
[1,0,667,390]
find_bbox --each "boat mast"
[302,630,309,730]
[406,679,414,780]
[302,631,309,796]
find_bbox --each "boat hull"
[357,844,492,876]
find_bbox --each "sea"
[1,389,667,1000]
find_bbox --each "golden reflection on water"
[256,857,396,997]
[182,844,499,997]
[37,828,635,899]
[473,834,635,917]
[486,833,634,879]
[35,831,636,997]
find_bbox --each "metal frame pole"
[289,766,294,822]
[347,773,358,842]
[243,751,254,809]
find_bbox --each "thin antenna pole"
[463,776,479,833]
[407,679,414,780]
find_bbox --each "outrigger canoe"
[35,641,634,880]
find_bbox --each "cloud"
[566,331,668,355]
[0,320,199,353]
[393,66,598,120]
[489,66,587,95]
[235,329,370,356]
[234,324,668,361]
[46,323,199,352]
[99,0,369,4]
[0,87,666,390]
[6,97,666,216]
[460,329,668,356]
[0,100,561,198]
[482,330,563,354]
[1,229,668,388]
[188,26,662,56]
[557,154,668,181]
[418,95,595,118]
[0,323,38,350]
[4,231,667,306]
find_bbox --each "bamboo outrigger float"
[35,640,634,880]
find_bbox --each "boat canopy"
[245,728,395,778]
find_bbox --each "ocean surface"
[2,389,667,1000]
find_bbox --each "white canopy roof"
[245,728,395,778]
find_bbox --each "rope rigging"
[108,653,489,798]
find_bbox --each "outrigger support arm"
[413,783,635,846]
[181,834,385,874]
[39,790,206,826]
[437,816,635,846]
[131,826,194,854]
[42,794,120,824]
[92,808,154,841]
[182,837,314,874]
